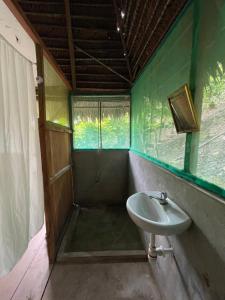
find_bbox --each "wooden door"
[36,44,74,261]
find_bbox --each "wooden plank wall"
[45,122,74,260]
[36,44,73,262]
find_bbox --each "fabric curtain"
[0,35,44,276]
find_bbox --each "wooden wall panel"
[45,122,74,261]
[46,123,71,177]
[50,167,73,246]
[36,45,73,262]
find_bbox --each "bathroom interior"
[0,0,225,299]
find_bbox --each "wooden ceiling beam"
[75,46,131,85]
[23,11,63,18]
[71,15,114,22]
[75,58,126,62]
[18,0,61,4]
[33,23,66,29]
[132,0,172,76]
[19,1,113,7]
[125,0,141,47]
[138,1,187,73]
[73,3,113,8]
[76,81,128,85]
[48,47,68,51]
[64,0,76,90]
[75,39,120,44]
[73,88,129,94]
[75,48,124,58]
[123,0,128,15]
[127,0,149,57]
[131,0,160,65]
[75,64,128,72]
[25,11,114,22]
[124,0,132,35]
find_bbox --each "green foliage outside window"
[73,98,130,149]
[193,63,225,188]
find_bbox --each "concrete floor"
[65,206,143,252]
[0,225,190,300]
[42,262,162,300]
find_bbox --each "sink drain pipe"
[148,234,173,260]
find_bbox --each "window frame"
[70,94,131,151]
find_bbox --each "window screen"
[189,0,225,189]
[44,58,69,127]
[131,4,193,169]
[72,96,130,149]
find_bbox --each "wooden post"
[64,0,76,90]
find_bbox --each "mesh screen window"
[131,4,193,169]
[72,96,130,149]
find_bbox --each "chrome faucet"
[149,192,168,205]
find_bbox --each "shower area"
[58,95,145,262]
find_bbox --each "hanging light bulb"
[117,26,120,32]
[121,11,125,19]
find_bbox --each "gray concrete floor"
[43,241,190,300]
[42,262,162,300]
[65,206,144,252]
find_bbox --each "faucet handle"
[161,192,167,200]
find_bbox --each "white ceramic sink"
[126,192,191,236]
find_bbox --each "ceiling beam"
[127,0,149,57]
[75,58,126,62]
[18,0,112,7]
[132,0,172,76]
[18,0,61,4]
[72,3,113,8]
[125,0,141,47]
[64,0,76,90]
[73,88,129,94]
[124,0,132,35]
[75,46,131,85]
[24,11,63,18]
[131,0,160,66]
[24,11,114,22]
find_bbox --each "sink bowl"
[126,192,191,236]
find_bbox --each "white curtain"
[0,35,44,277]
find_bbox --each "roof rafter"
[75,46,131,85]
[64,0,76,89]
[132,0,172,76]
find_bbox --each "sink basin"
[126,192,191,236]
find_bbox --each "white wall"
[0,0,35,62]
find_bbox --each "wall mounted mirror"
[168,84,199,133]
